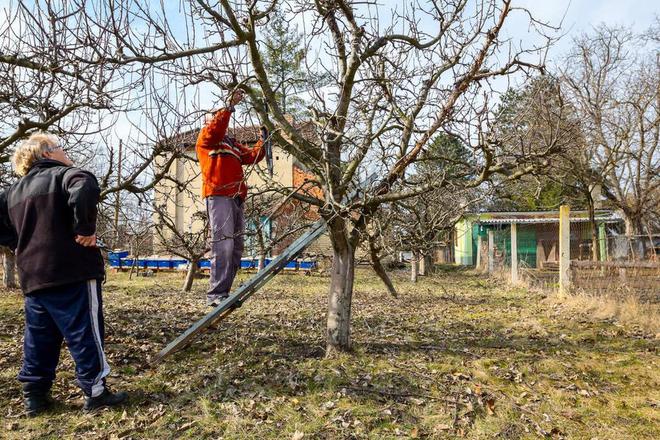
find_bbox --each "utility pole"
[114,139,123,248]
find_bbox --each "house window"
[245,216,272,257]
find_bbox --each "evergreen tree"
[263,10,308,119]
[489,77,586,211]
[417,133,474,181]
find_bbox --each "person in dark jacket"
[0,132,127,416]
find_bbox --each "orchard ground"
[0,266,658,439]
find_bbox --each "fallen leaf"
[485,397,495,415]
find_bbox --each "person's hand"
[228,89,245,107]
[75,234,97,247]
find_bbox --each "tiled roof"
[476,214,622,225]
[165,120,318,149]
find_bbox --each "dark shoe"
[206,294,229,307]
[23,389,53,417]
[83,388,128,413]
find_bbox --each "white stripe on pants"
[87,279,111,397]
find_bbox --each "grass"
[0,266,658,439]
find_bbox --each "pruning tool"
[261,100,274,177]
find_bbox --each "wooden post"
[475,235,482,270]
[559,205,570,296]
[411,251,418,282]
[418,253,426,276]
[511,223,518,284]
[488,230,494,274]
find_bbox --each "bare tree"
[369,134,483,285]
[0,1,199,241]
[560,24,660,240]
[243,187,318,270]
[200,0,557,353]
[2,1,558,355]
[396,188,478,282]
[153,200,209,292]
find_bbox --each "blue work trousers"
[18,279,110,397]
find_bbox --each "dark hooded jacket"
[0,159,104,293]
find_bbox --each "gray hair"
[12,132,60,176]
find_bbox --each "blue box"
[299,260,317,270]
[108,250,129,259]
[283,260,298,270]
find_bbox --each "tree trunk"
[410,251,418,283]
[624,215,641,237]
[326,218,356,354]
[183,259,198,292]
[257,225,267,271]
[368,238,397,297]
[624,215,645,259]
[129,247,138,280]
[448,230,455,263]
[425,254,433,274]
[2,248,17,288]
[113,139,123,248]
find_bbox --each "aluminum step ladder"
[151,175,375,364]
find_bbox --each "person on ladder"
[196,89,267,307]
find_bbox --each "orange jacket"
[195,108,265,200]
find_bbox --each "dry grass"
[515,264,659,334]
[550,291,660,335]
[0,266,658,439]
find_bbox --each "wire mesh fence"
[569,234,659,304]
[478,220,659,303]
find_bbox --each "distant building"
[453,210,624,267]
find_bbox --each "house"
[153,120,333,258]
[453,210,624,268]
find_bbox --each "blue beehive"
[299,260,317,270]
[283,260,298,270]
[108,250,129,259]
[240,259,256,269]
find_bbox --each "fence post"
[559,205,570,296]
[476,235,482,270]
[511,222,518,284]
[488,230,494,273]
